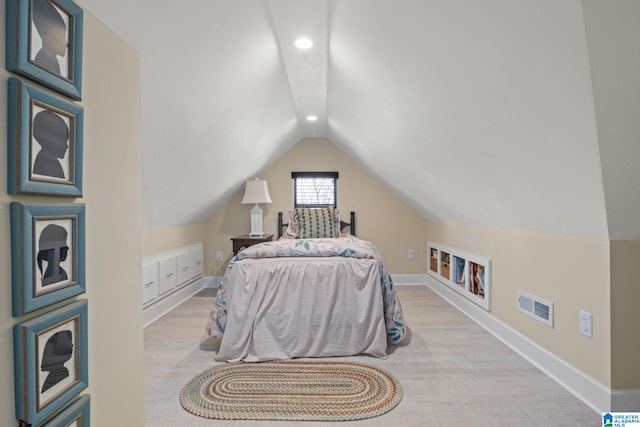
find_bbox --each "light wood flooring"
[144,285,600,426]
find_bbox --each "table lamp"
[241,177,272,236]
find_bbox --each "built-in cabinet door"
[142,261,159,305]
[158,255,177,295]
[190,246,203,279]
[143,244,204,308]
[176,250,192,287]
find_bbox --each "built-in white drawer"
[190,245,203,279]
[176,250,192,287]
[142,261,159,305]
[142,244,205,308]
[158,255,177,295]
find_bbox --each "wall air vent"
[518,290,553,327]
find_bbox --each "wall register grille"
[518,290,553,327]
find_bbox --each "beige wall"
[610,240,640,389]
[425,221,612,387]
[142,222,206,257]
[83,14,144,425]
[204,138,426,277]
[0,12,144,427]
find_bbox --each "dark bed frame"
[277,211,356,239]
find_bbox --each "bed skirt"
[215,257,388,362]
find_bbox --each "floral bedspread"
[206,237,407,344]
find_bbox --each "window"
[292,172,338,207]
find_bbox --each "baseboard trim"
[204,276,223,288]
[143,278,205,327]
[391,274,428,286]
[425,276,610,413]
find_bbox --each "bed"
[205,207,407,362]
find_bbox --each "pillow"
[333,208,341,236]
[284,209,299,239]
[298,207,338,238]
[286,207,340,239]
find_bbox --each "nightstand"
[231,234,273,255]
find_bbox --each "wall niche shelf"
[428,242,491,311]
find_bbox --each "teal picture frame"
[11,202,86,316]
[42,394,90,426]
[14,300,89,426]
[7,77,84,196]
[6,0,83,100]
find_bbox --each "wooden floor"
[144,285,599,426]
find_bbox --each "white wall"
[582,0,640,240]
[139,0,302,228]
[328,0,608,241]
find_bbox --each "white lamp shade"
[241,178,272,205]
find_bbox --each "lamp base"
[249,205,264,237]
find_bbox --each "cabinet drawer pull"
[196,261,202,266]
[165,272,173,279]
[144,281,155,288]
[183,266,189,272]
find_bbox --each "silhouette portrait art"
[40,329,73,393]
[37,223,69,286]
[31,0,69,78]
[32,109,70,180]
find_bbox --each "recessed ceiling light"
[294,37,313,49]
[306,115,318,122]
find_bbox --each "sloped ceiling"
[77,0,640,240]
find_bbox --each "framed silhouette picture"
[6,0,84,99]
[8,78,84,196]
[41,394,90,427]
[14,300,88,426]
[11,202,86,316]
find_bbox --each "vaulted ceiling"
[77,0,640,240]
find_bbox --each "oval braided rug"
[179,360,402,421]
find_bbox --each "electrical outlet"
[216,251,223,262]
[579,310,592,338]
[408,249,414,259]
